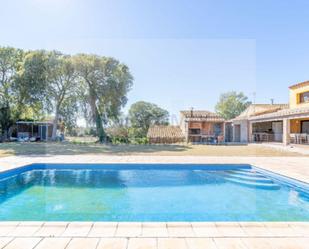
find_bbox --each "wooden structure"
[147,125,185,144]
[180,110,225,143]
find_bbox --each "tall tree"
[128,101,169,138]
[0,47,24,137]
[215,91,251,120]
[74,54,133,142]
[58,95,79,135]
[17,50,50,119]
[45,52,78,139]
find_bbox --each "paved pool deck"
[0,155,309,249]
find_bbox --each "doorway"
[234,124,241,142]
[272,121,283,142]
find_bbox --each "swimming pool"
[0,163,309,221]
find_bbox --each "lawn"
[0,141,305,157]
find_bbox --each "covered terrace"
[249,107,309,145]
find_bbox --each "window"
[214,123,222,136]
[299,91,309,103]
[189,129,200,135]
[301,121,309,134]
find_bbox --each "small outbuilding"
[147,125,185,144]
[180,110,225,143]
[16,120,57,141]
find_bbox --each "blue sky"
[1,0,309,122]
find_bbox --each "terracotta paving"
[0,155,309,248]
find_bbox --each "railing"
[188,132,224,144]
[252,133,280,142]
[189,132,223,137]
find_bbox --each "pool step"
[299,192,309,202]
[221,170,280,190]
[224,177,280,190]
[227,170,266,178]
[226,173,273,183]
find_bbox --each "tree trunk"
[0,104,12,140]
[94,107,106,143]
[51,108,59,141]
[88,85,106,143]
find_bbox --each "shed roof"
[180,110,225,122]
[16,121,54,125]
[147,125,184,139]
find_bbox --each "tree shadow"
[0,142,190,156]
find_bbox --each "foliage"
[59,96,79,136]
[129,136,149,145]
[0,47,25,136]
[0,46,174,145]
[215,91,251,120]
[0,46,133,143]
[17,50,49,106]
[128,101,169,138]
[107,126,130,144]
[105,114,129,144]
[74,54,133,143]
[45,52,78,139]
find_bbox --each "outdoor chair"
[299,134,307,144]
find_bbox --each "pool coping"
[0,162,253,180]
[1,162,309,192]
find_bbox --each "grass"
[0,141,305,157]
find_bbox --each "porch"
[289,118,309,144]
[188,122,225,143]
[16,121,54,142]
[251,121,283,143]
[250,118,309,145]
[188,133,225,143]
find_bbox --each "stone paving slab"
[0,222,308,239]
[1,237,309,249]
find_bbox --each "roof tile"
[180,110,225,122]
[289,80,309,89]
[147,125,184,139]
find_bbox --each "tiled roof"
[249,106,309,121]
[147,125,184,139]
[180,110,225,122]
[231,104,288,121]
[289,80,309,90]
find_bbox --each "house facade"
[179,110,225,143]
[147,110,225,144]
[230,104,288,143]
[148,81,309,145]
[231,80,309,145]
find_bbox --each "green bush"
[129,137,149,145]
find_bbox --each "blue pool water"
[0,164,309,221]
